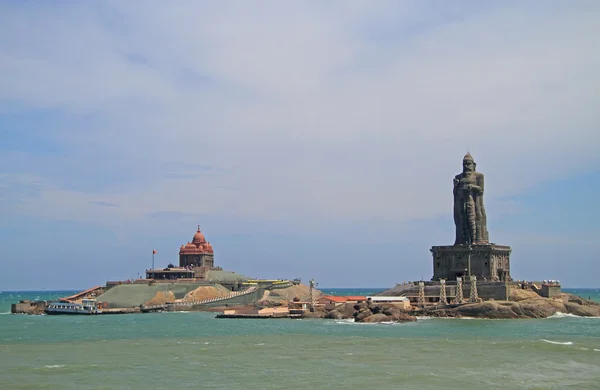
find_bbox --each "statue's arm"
[472,174,484,194]
[453,176,459,196]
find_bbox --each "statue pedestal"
[430,244,512,281]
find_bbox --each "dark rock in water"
[11,300,48,315]
[564,294,599,307]
[324,310,344,320]
[328,303,418,323]
[320,300,417,323]
[359,313,393,323]
[302,310,326,319]
[336,303,361,318]
[455,301,518,319]
[415,295,600,319]
[564,302,600,317]
[354,307,372,322]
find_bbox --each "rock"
[340,303,418,323]
[389,310,417,322]
[564,302,600,317]
[564,294,599,307]
[508,289,541,302]
[11,301,47,315]
[423,296,600,319]
[354,308,372,322]
[323,291,600,321]
[324,310,344,319]
[513,299,562,318]
[303,310,326,319]
[358,313,393,323]
[456,301,518,319]
[334,303,359,318]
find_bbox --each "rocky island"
[271,153,600,322]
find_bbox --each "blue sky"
[1,1,599,290]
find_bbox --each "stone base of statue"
[430,244,512,282]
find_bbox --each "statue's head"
[462,153,476,173]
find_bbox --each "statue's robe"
[453,171,488,245]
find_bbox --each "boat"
[45,298,102,315]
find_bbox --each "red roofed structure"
[319,295,348,304]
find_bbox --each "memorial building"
[145,226,217,280]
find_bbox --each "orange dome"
[192,226,206,244]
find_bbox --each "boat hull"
[45,309,102,315]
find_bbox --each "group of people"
[543,279,560,285]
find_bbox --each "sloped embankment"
[181,285,231,302]
[144,291,176,306]
[96,283,215,308]
[258,284,323,306]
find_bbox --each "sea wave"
[331,319,355,325]
[335,320,406,326]
[541,339,574,345]
[547,312,600,319]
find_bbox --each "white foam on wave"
[541,339,574,345]
[548,312,580,319]
[44,365,66,369]
[332,319,355,325]
[417,316,481,320]
[547,312,600,319]
[330,319,403,326]
[0,312,11,315]
[347,320,403,326]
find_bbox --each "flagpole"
[152,252,155,270]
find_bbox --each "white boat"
[45,298,102,315]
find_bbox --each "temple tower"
[179,226,215,268]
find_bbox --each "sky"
[1,1,599,290]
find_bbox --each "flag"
[153,250,157,255]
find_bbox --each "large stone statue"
[453,153,489,245]
[431,153,510,282]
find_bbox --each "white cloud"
[1,1,599,227]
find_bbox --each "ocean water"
[1,288,599,389]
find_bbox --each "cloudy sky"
[1,1,599,290]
